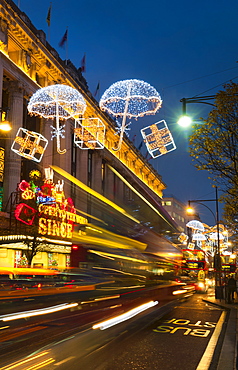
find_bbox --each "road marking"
[196,311,226,370]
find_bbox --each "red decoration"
[19,180,30,192]
[15,203,37,225]
[41,183,53,196]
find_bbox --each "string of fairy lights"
[11,78,176,160]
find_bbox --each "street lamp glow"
[186,206,195,215]
[0,122,11,131]
[177,115,192,128]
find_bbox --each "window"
[162,201,171,206]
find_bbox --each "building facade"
[162,196,188,232]
[0,0,181,270]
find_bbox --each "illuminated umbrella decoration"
[99,79,162,151]
[186,220,205,232]
[28,84,86,154]
[209,232,225,241]
[192,233,207,241]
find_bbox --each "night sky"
[14,0,238,225]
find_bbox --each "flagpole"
[47,3,52,43]
[94,81,100,99]
[66,27,68,64]
[59,28,68,62]
[81,53,86,73]
[48,27,50,43]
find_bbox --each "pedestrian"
[227,275,237,303]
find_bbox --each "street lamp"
[0,108,11,132]
[177,95,215,127]
[187,186,222,299]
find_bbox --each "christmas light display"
[15,167,88,239]
[178,233,188,244]
[209,232,225,241]
[22,188,35,200]
[141,120,176,158]
[74,118,105,149]
[192,233,207,241]
[29,169,42,180]
[15,203,37,225]
[186,220,205,232]
[11,128,48,162]
[99,79,162,151]
[27,84,87,154]
[0,147,4,182]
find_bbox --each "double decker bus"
[220,253,236,275]
[180,249,209,292]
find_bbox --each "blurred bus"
[180,249,209,292]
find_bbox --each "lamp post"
[187,186,222,299]
[177,95,215,127]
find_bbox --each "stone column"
[117,176,124,203]
[76,149,88,212]
[105,165,115,201]
[41,118,53,170]
[92,152,102,193]
[3,81,23,207]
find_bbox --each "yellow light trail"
[73,224,147,251]
[51,165,140,224]
[107,164,174,227]
[75,208,107,225]
[24,358,55,370]
[0,352,50,370]
[89,249,148,263]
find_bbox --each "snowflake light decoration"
[11,127,48,162]
[99,79,162,151]
[141,120,176,158]
[74,118,105,149]
[27,84,86,154]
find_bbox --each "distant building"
[162,195,202,234]
[162,196,188,233]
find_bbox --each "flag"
[59,29,68,48]
[94,82,100,97]
[46,3,52,27]
[81,54,86,73]
[138,141,143,150]
[132,134,136,143]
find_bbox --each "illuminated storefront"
[1,168,88,269]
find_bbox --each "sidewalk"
[203,290,238,370]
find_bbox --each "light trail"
[0,303,78,322]
[0,352,50,370]
[51,165,140,224]
[92,300,158,330]
[107,164,172,226]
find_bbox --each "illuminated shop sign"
[38,203,87,239]
[15,168,87,239]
